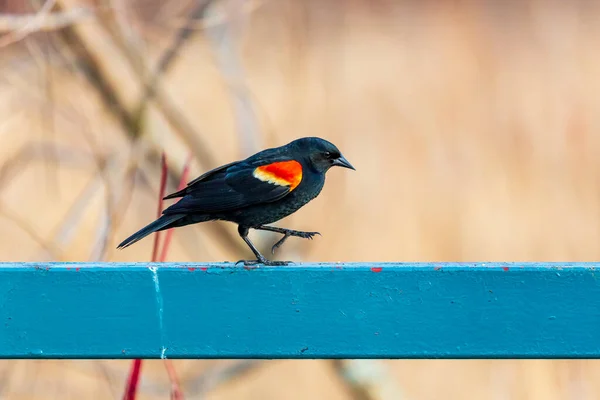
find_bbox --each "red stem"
[123,152,169,400]
[122,358,143,400]
[151,153,168,261]
[159,154,193,262]
[165,359,184,400]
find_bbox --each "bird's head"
[290,137,355,174]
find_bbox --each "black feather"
[162,165,291,215]
[116,214,185,249]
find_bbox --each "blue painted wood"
[0,262,599,359]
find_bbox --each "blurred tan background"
[1,0,600,399]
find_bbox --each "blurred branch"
[124,153,184,400]
[164,360,184,400]
[57,0,216,162]
[89,154,127,262]
[53,2,139,134]
[100,0,222,175]
[0,6,93,33]
[54,0,248,258]
[123,359,142,400]
[50,172,102,249]
[24,37,60,197]
[131,0,211,122]
[151,153,168,261]
[205,0,261,156]
[0,142,95,192]
[183,360,264,398]
[0,0,56,48]
[203,0,282,256]
[160,153,193,262]
[155,153,185,400]
[167,0,264,31]
[331,360,406,400]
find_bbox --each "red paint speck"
[502,267,509,272]
[371,267,383,273]
[244,265,258,270]
[200,267,208,272]
[334,265,343,270]
[76,267,81,272]
[434,266,442,271]
[66,267,71,271]
[188,267,196,272]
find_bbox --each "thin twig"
[159,153,193,262]
[331,360,405,400]
[123,151,185,400]
[156,152,186,399]
[52,2,139,134]
[165,0,265,31]
[0,142,95,192]
[152,153,168,261]
[204,0,261,156]
[122,359,142,400]
[23,38,60,197]
[122,156,170,400]
[0,7,93,33]
[94,0,219,168]
[164,360,184,400]
[0,0,57,47]
[50,172,103,248]
[131,0,211,123]
[184,360,264,397]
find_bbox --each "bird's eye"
[324,152,333,159]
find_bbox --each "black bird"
[117,137,355,265]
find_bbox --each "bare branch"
[0,7,93,33]
[166,0,265,31]
[331,360,406,400]
[0,142,96,192]
[204,0,262,156]
[184,360,264,397]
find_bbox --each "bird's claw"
[271,230,321,254]
[235,259,293,267]
[297,231,320,240]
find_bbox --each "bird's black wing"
[161,160,298,215]
[163,160,241,200]
[163,146,292,200]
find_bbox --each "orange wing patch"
[253,160,303,190]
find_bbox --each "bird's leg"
[254,225,321,254]
[271,232,291,254]
[235,225,291,266]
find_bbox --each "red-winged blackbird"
[117,137,354,265]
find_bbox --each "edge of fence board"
[0,262,598,359]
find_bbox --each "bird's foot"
[271,230,321,254]
[283,229,321,240]
[235,258,294,267]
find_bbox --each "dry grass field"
[1,0,600,399]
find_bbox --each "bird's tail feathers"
[117,214,185,249]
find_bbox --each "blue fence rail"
[0,262,598,359]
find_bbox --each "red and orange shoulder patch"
[253,160,303,190]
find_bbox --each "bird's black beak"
[332,155,355,170]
